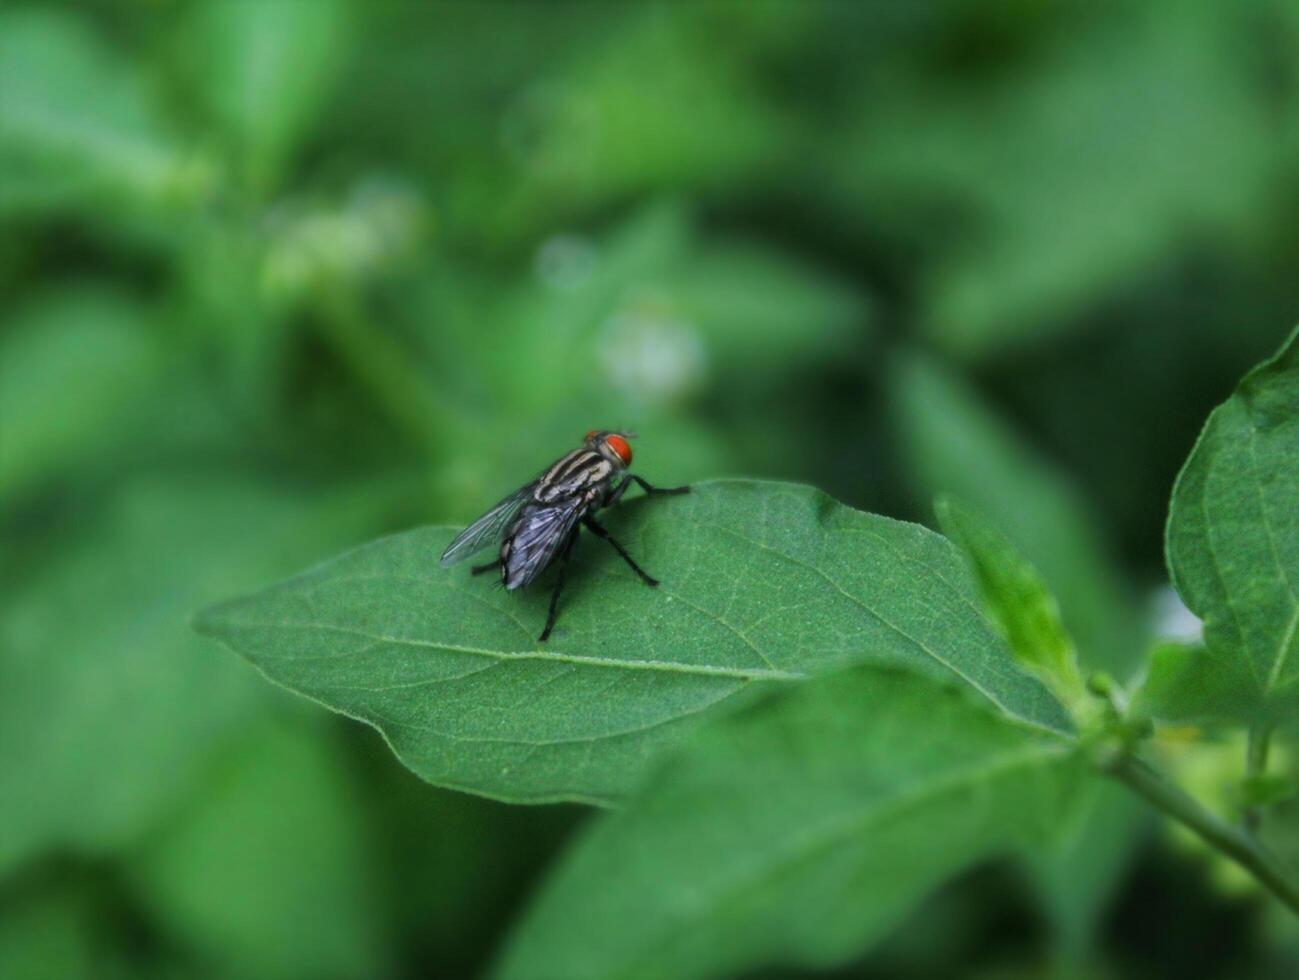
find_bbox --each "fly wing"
[503,501,585,589]
[439,484,535,567]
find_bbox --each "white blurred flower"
[598,304,706,405]
[1150,585,1203,642]
[534,234,596,292]
[261,174,426,297]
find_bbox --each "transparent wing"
[504,501,585,589]
[439,483,534,566]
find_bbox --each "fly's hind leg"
[539,535,578,643]
[582,516,658,587]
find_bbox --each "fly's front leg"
[606,474,691,507]
[582,516,658,587]
[632,475,690,496]
[539,534,577,643]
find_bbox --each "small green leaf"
[937,497,1086,715]
[0,8,195,214]
[184,0,351,191]
[1166,325,1299,722]
[494,667,1079,980]
[1129,642,1257,725]
[195,481,1067,805]
[1236,774,1297,812]
[891,351,1143,675]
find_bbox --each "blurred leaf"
[494,667,1080,980]
[352,735,580,978]
[1021,780,1147,962]
[0,881,117,980]
[0,286,159,500]
[1130,642,1258,725]
[1166,325,1299,722]
[937,497,1086,713]
[0,473,394,876]
[466,5,795,239]
[130,719,387,980]
[0,7,197,214]
[891,352,1143,675]
[671,237,867,376]
[840,1,1288,357]
[891,353,1145,955]
[195,480,1067,805]
[184,0,351,192]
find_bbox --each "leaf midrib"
[213,617,807,682]
[678,512,1037,730]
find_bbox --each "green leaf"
[494,667,1079,980]
[184,0,351,191]
[0,286,159,500]
[0,7,197,214]
[1166,325,1299,721]
[1129,642,1258,725]
[129,719,388,980]
[936,497,1085,713]
[195,480,1067,805]
[0,474,392,876]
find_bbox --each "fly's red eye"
[606,434,633,465]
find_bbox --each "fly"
[440,430,689,641]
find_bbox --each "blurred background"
[2,1,1297,977]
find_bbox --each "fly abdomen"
[501,500,588,589]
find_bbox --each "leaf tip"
[190,599,233,638]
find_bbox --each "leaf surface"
[494,667,1078,980]
[196,480,1067,804]
[1166,326,1299,721]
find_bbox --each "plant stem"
[1245,724,1274,834]
[314,286,448,451]
[1107,754,1299,914]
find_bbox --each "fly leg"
[471,560,501,576]
[607,474,691,507]
[582,516,658,587]
[539,534,577,643]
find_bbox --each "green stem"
[1245,724,1274,834]
[314,286,448,451]
[1107,754,1299,914]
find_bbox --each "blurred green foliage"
[2,1,1297,978]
